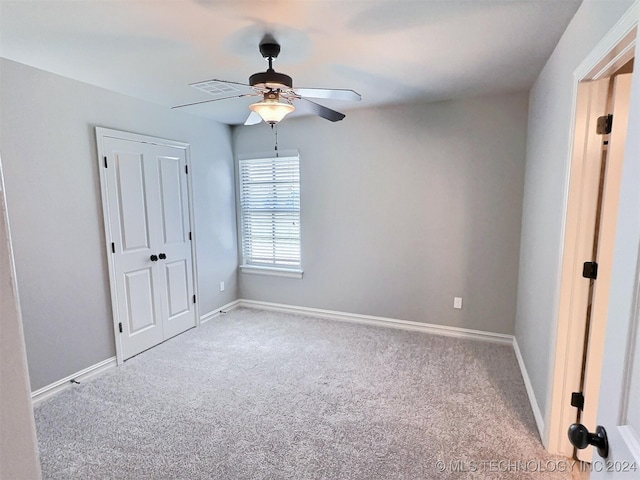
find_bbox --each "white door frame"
[546,4,638,456]
[95,127,200,365]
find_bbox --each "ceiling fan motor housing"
[249,70,293,91]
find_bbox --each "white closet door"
[101,136,195,360]
[155,147,196,340]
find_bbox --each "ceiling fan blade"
[294,88,361,102]
[188,78,252,88]
[172,93,257,109]
[296,98,346,122]
[244,110,262,125]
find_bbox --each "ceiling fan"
[172,35,361,125]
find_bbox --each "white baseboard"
[513,337,545,439]
[199,299,241,324]
[238,299,513,345]
[31,356,117,405]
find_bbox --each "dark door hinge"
[104,156,108,168]
[189,231,192,241]
[185,165,189,175]
[118,322,123,333]
[583,261,598,280]
[571,392,584,411]
[596,114,613,135]
[193,294,196,304]
[111,242,115,253]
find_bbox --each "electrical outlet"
[219,281,225,292]
[454,297,463,309]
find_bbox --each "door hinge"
[571,392,584,411]
[189,231,192,241]
[104,156,108,168]
[596,114,613,135]
[582,261,598,280]
[118,322,123,333]
[185,165,189,175]
[111,242,115,253]
[193,294,196,304]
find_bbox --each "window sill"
[240,265,304,279]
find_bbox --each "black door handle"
[150,254,158,262]
[159,253,166,260]
[568,423,609,458]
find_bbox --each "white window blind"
[239,155,301,270]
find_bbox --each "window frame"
[236,151,303,279]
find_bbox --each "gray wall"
[234,93,528,335]
[0,59,238,391]
[514,0,635,421]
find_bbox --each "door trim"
[546,3,638,455]
[95,127,199,365]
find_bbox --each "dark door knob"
[150,254,158,262]
[568,423,609,458]
[159,253,167,259]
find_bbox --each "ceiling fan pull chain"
[273,124,279,157]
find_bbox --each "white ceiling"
[0,0,582,125]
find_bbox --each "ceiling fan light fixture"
[249,93,295,124]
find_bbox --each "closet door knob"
[150,254,158,262]
[159,253,167,260]
[568,423,609,458]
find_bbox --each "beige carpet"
[34,307,580,479]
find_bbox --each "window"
[238,153,302,278]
